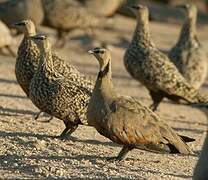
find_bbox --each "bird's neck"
[38,49,54,75]
[132,21,154,48]
[177,16,197,46]
[25,29,36,37]
[93,60,117,102]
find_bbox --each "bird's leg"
[58,121,78,138]
[34,111,42,120]
[55,29,69,48]
[34,111,53,123]
[149,91,164,111]
[107,146,134,162]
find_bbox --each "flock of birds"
[0,0,208,179]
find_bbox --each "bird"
[82,0,125,17]
[14,19,92,121]
[42,0,113,47]
[0,20,15,57]
[0,0,43,27]
[29,34,94,138]
[169,4,207,89]
[87,47,194,161]
[123,5,208,111]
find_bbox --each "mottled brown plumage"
[29,35,94,137]
[87,47,194,161]
[124,5,208,111]
[169,4,207,89]
[14,19,93,120]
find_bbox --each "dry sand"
[0,15,208,179]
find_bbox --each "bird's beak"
[88,50,94,54]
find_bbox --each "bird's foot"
[106,156,124,162]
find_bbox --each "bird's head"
[88,47,111,71]
[13,19,36,36]
[176,4,197,19]
[128,5,149,25]
[30,34,51,53]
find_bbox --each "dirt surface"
[0,14,208,179]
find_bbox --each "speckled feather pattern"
[124,10,208,107]
[15,35,92,99]
[29,50,93,126]
[169,7,207,89]
[15,37,40,96]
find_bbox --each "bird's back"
[98,96,192,154]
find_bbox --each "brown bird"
[87,47,194,161]
[123,5,208,111]
[29,34,93,137]
[14,19,92,121]
[169,4,207,89]
[43,0,113,47]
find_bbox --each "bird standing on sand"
[87,47,194,161]
[169,4,207,89]
[43,0,113,47]
[29,34,93,137]
[14,19,92,121]
[124,5,208,111]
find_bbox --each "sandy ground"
[0,14,208,179]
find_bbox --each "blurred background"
[0,0,208,57]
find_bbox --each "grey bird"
[29,34,93,137]
[123,5,208,111]
[87,47,194,161]
[169,4,207,89]
[0,0,43,27]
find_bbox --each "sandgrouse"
[124,5,208,111]
[87,47,194,161]
[169,4,207,89]
[29,34,93,137]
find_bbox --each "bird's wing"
[149,50,199,102]
[109,96,191,154]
